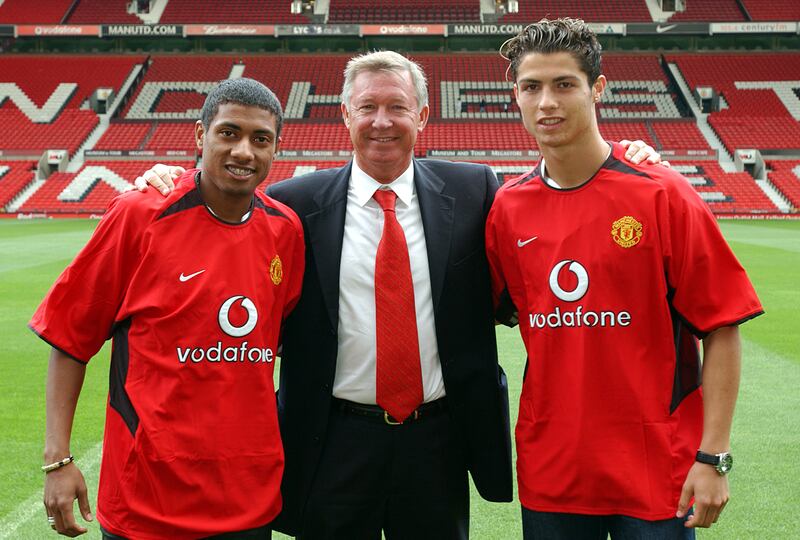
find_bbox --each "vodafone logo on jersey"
[219,295,258,337]
[529,260,631,330]
[549,260,589,302]
[176,295,274,364]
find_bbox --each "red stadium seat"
[667,53,800,153]
[160,0,308,24]
[0,0,72,23]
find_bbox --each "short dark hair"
[200,77,283,138]
[501,18,602,85]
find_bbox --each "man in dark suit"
[134,52,662,539]
[266,51,512,539]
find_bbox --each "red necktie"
[373,188,423,423]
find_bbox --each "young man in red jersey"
[31,78,304,539]
[486,18,763,539]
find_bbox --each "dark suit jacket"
[266,159,513,535]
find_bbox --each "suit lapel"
[306,163,351,331]
[414,160,454,314]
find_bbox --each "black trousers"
[298,401,469,540]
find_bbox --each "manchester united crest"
[611,216,643,248]
[269,255,283,285]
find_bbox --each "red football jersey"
[486,142,762,520]
[31,171,305,539]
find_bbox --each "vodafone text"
[529,306,631,329]
[177,342,274,364]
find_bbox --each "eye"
[522,83,539,92]
[220,129,235,137]
[557,81,574,89]
[254,136,271,144]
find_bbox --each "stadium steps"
[142,0,169,23]
[139,123,160,150]
[667,62,736,170]
[645,0,670,22]
[756,179,792,212]
[644,122,662,149]
[68,119,109,172]
[108,63,147,119]
[7,177,45,213]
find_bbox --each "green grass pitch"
[1,218,798,539]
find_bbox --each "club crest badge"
[269,255,283,285]
[611,216,643,248]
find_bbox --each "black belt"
[332,397,447,425]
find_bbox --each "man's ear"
[592,75,607,103]
[341,102,350,129]
[513,83,520,101]
[417,104,430,133]
[194,120,205,152]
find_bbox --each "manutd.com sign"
[102,25,182,37]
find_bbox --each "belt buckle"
[384,410,418,425]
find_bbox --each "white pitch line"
[0,442,102,539]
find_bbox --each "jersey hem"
[520,502,679,522]
[28,324,89,364]
[693,308,765,338]
[97,508,279,540]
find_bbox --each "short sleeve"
[485,199,518,327]
[29,194,143,362]
[663,176,763,336]
[283,212,305,319]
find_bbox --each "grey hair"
[200,77,284,138]
[341,50,428,111]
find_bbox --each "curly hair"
[500,18,602,85]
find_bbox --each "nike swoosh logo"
[179,270,206,282]
[656,24,677,33]
[517,236,538,248]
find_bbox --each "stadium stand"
[668,0,745,21]
[14,160,348,214]
[674,161,777,213]
[122,56,236,120]
[0,161,37,209]
[242,54,350,120]
[144,123,196,152]
[94,123,152,151]
[766,160,800,210]
[159,0,308,24]
[328,0,479,23]
[0,0,72,23]
[65,0,141,24]
[668,53,800,152]
[742,0,800,21]
[499,0,652,23]
[0,109,98,156]
[650,121,710,151]
[0,55,145,155]
[17,160,195,214]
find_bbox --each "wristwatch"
[696,450,733,475]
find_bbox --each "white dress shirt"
[333,159,445,404]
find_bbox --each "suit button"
[313,436,320,444]
[323,383,330,391]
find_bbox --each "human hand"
[620,139,670,168]
[43,464,93,536]
[676,461,729,528]
[133,164,185,195]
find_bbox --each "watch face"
[718,453,733,474]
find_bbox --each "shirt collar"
[350,159,415,208]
